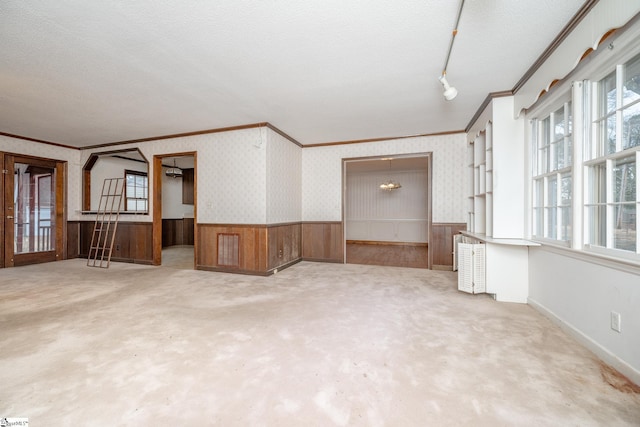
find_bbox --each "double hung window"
[125,170,148,212]
[532,101,573,242]
[585,53,640,255]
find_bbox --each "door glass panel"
[14,163,56,254]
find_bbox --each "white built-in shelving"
[462,96,536,303]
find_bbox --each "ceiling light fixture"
[439,0,465,101]
[379,159,401,191]
[165,159,183,178]
[439,75,458,101]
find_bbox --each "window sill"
[533,243,640,275]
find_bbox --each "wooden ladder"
[87,178,125,268]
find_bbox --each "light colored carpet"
[0,259,638,426]
[162,245,195,270]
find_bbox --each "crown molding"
[303,129,465,148]
[0,131,79,150]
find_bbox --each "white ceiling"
[0,0,587,148]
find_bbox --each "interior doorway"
[152,153,196,269]
[342,153,432,269]
[2,153,66,268]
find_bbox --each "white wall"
[90,156,147,210]
[302,133,467,222]
[528,247,640,383]
[346,169,428,242]
[491,97,526,239]
[266,128,302,224]
[161,168,194,219]
[521,5,640,384]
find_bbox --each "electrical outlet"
[610,311,621,332]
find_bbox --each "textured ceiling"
[0,0,586,147]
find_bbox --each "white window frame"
[583,53,640,260]
[125,169,148,212]
[530,99,573,246]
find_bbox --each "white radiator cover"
[457,242,486,294]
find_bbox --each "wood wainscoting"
[197,222,301,275]
[162,218,195,247]
[431,223,466,270]
[301,221,343,263]
[77,221,154,264]
[268,223,301,271]
[67,221,81,259]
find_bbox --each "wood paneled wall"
[71,219,455,271]
[78,221,153,264]
[302,222,343,263]
[431,223,466,269]
[198,224,267,273]
[67,221,80,259]
[268,223,301,270]
[197,223,301,275]
[182,168,194,205]
[162,218,194,247]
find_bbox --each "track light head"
[439,75,458,101]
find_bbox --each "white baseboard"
[528,298,640,386]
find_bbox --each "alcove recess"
[82,148,148,213]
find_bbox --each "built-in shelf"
[462,97,528,303]
[461,231,540,247]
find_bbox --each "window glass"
[600,71,616,116]
[560,173,572,241]
[554,106,565,141]
[531,101,572,242]
[588,205,607,247]
[613,156,636,252]
[623,54,640,107]
[586,164,607,247]
[125,171,148,212]
[615,156,636,203]
[545,176,558,238]
[539,118,550,175]
[588,163,607,205]
[533,179,544,237]
[622,104,640,150]
[529,52,640,258]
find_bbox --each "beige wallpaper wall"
[266,128,302,224]
[78,127,267,223]
[302,133,467,223]
[5,129,465,226]
[0,135,82,218]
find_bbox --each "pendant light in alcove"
[379,159,401,191]
[165,159,183,178]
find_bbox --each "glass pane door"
[13,162,56,254]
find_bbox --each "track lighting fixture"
[439,0,464,101]
[439,74,458,101]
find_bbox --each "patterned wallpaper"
[346,169,429,220]
[78,127,267,224]
[5,130,465,226]
[0,135,82,219]
[266,128,302,223]
[302,133,467,222]
[90,156,147,210]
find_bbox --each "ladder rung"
[88,177,124,269]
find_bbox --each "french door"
[2,153,65,267]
